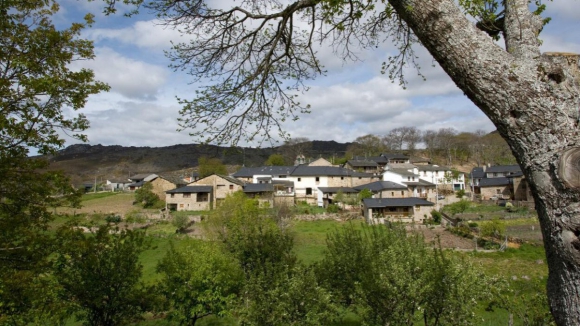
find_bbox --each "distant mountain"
[46,141,351,184]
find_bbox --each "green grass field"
[56,194,550,325]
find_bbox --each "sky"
[53,0,580,149]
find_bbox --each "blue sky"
[55,0,580,149]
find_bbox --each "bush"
[444,200,471,216]
[105,214,122,223]
[480,217,506,239]
[326,204,340,213]
[456,189,466,198]
[431,210,442,223]
[172,214,189,233]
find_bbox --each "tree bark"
[387,0,580,324]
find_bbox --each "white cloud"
[86,19,184,50]
[82,101,191,147]
[78,47,169,100]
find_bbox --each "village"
[101,152,534,225]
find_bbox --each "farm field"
[58,193,549,325]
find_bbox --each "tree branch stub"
[558,148,580,189]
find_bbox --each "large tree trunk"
[387,0,580,324]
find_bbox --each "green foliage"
[237,265,340,326]
[156,241,243,325]
[357,188,373,202]
[444,199,471,216]
[0,1,107,318]
[0,0,109,155]
[456,189,466,198]
[480,217,506,239]
[105,214,122,223]
[264,153,286,166]
[203,192,339,324]
[54,225,154,326]
[316,223,487,325]
[431,209,442,223]
[205,192,296,278]
[134,182,159,208]
[486,277,554,326]
[198,157,227,178]
[326,203,340,213]
[172,214,190,233]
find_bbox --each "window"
[298,177,301,181]
[279,175,287,178]
[315,177,320,182]
[197,193,209,202]
[306,188,312,195]
[391,192,394,196]
[401,191,404,196]
[496,189,501,194]
[341,177,344,180]
[217,184,225,189]
[183,193,191,198]
[179,204,184,208]
[170,193,175,198]
[229,184,234,190]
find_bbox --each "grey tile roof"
[415,164,450,172]
[128,181,145,187]
[347,160,378,167]
[354,181,407,191]
[363,198,435,208]
[388,163,417,170]
[479,177,511,187]
[107,179,130,184]
[485,165,522,174]
[166,185,213,193]
[354,156,388,163]
[129,173,157,181]
[470,167,485,178]
[318,187,359,193]
[402,180,436,186]
[243,183,274,193]
[291,165,374,177]
[232,166,297,177]
[381,153,409,160]
[386,168,419,176]
[217,174,246,186]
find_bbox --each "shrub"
[326,204,340,213]
[456,189,466,198]
[431,210,442,223]
[172,214,189,233]
[105,214,121,223]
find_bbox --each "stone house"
[166,186,212,211]
[479,177,512,200]
[354,181,410,198]
[362,198,435,224]
[189,174,245,207]
[149,175,186,199]
[344,159,379,174]
[317,187,359,208]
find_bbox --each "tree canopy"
[0,1,108,322]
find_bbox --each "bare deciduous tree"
[107,0,580,323]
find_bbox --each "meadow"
[59,192,549,325]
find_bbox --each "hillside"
[46,141,351,185]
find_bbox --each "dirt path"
[411,226,477,250]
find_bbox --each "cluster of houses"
[100,154,533,224]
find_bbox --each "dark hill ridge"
[47,141,351,184]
